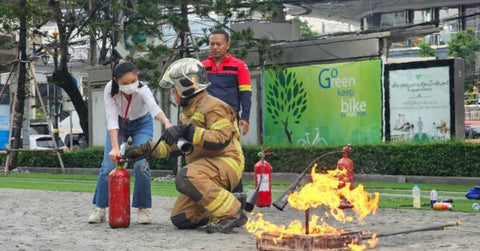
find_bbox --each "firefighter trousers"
[170,157,243,229]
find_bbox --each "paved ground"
[1,188,479,251]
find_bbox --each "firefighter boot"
[205,210,248,234]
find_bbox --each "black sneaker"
[205,211,248,234]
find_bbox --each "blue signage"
[0,105,9,149]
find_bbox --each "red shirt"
[202,54,252,121]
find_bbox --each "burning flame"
[288,165,379,223]
[246,213,344,239]
[349,234,378,251]
[246,165,379,250]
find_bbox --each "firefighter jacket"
[155,91,244,179]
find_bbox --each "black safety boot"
[205,210,248,234]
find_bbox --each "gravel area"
[1,188,479,251]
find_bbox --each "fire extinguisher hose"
[121,137,163,164]
[123,135,193,163]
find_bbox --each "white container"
[430,189,438,208]
[412,183,421,208]
[473,203,480,210]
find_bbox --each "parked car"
[30,134,66,150]
[465,120,480,139]
[64,133,87,150]
[10,122,66,150]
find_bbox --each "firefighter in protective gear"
[126,58,247,233]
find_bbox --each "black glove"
[124,141,156,160]
[162,124,195,146]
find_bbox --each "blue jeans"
[92,114,153,208]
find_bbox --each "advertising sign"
[0,105,9,149]
[386,66,452,141]
[263,59,382,145]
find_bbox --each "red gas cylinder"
[337,144,354,190]
[337,144,354,209]
[108,155,130,228]
[254,148,273,207]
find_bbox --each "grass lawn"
[0,173,180,197]
[1,173,479,213]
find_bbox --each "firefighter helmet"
[159,58,210,98]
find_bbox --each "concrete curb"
[12,167,480,185]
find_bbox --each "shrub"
[1,141,480,177]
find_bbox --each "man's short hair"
[210,29,230,42]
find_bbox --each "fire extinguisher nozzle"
[245,190,259,212]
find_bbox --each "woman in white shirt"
[88,60,171,224]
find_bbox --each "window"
[380,11,407,28]
[30,124,50,134]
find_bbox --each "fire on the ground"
[246,165,380,251]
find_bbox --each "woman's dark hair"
[110,60,138,97]
[210,29,230,42]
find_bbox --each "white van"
[59,110,87,149]
[11,122,66,150]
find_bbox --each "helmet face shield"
[159,80,174,89]
[159,67,175,89]
[159,58,210,98]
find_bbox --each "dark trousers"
[233,179,243,193]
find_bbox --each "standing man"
[203,29,252,193]
[202,29,252,136]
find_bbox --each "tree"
[0,0,51,168]
[0,0,49,72]
[47,0,93,143]
[2,0,96,145]
[294,17,318,37]
[265,69,307,143]
[87,0,121,65]
[2,0,278,153]
[119,1,277,116]
[7,0,28,169]
[448,27,480,81]
[0,0,49,35]
[125,0,278,85]
[418,42,436,57]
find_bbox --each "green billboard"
[264,59,382,146]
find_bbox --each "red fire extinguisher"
[108,154,131,228]
[337,144,354,209]
[337,144,354,189]
[254,147,273,207]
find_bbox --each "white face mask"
[118,81,139,95]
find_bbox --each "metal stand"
[3,59,65,175]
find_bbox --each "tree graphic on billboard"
[265,69,307,143]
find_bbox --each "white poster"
[0,105,10,149]
[389,66,451,141]
[256,174,270,192]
